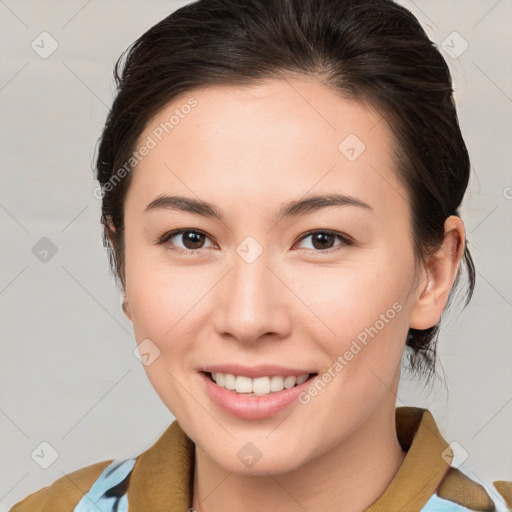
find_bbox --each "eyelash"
[156,228,353,256]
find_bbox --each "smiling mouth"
[202,371,318,396]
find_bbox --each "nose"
[211,249,292,345]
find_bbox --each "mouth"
[201,371,318,396]
[199,369,319,419]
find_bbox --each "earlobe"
[408,216,465,330]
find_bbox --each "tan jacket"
[9,407,512,511]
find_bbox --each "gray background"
[1,0,511,509]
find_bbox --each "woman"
[10,0,511,511]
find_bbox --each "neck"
[192,401,407,512]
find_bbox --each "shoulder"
[8,420,188,512]
[8,459,114,511]
[426,467,512,512]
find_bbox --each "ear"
[104,219,116,246]
[409,216,466,330]
[105,221,131,320]
[122,296,133,321]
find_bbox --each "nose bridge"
[229,243,274,315]
[213,239,290,342]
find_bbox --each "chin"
[202,439,309,476]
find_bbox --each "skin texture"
[115,77,465,512]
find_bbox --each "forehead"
[126,78,408,220]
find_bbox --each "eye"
[157,228,215,255]
[294,229,353,253]
[157,228,353,256]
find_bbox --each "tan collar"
[366,407,452,511]
[127,406,453,511]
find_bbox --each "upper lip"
[200,364,317,379]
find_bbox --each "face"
[120,77,429,474]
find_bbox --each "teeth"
[210,372,311,395]
[296,373,309,385]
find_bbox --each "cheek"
[126,268,196,414]
[299,268,408,420]
[124,253,212,373]
[124,239,188,334]
[299,259,410,366]
[306,259,408,327]
[128,280,188,349]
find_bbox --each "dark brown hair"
[95,0,475,388]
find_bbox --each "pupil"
[312,233,334,250]
[184,231,204,249]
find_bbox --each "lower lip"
[199,371,316,420]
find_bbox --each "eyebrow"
[144,193,374,222]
